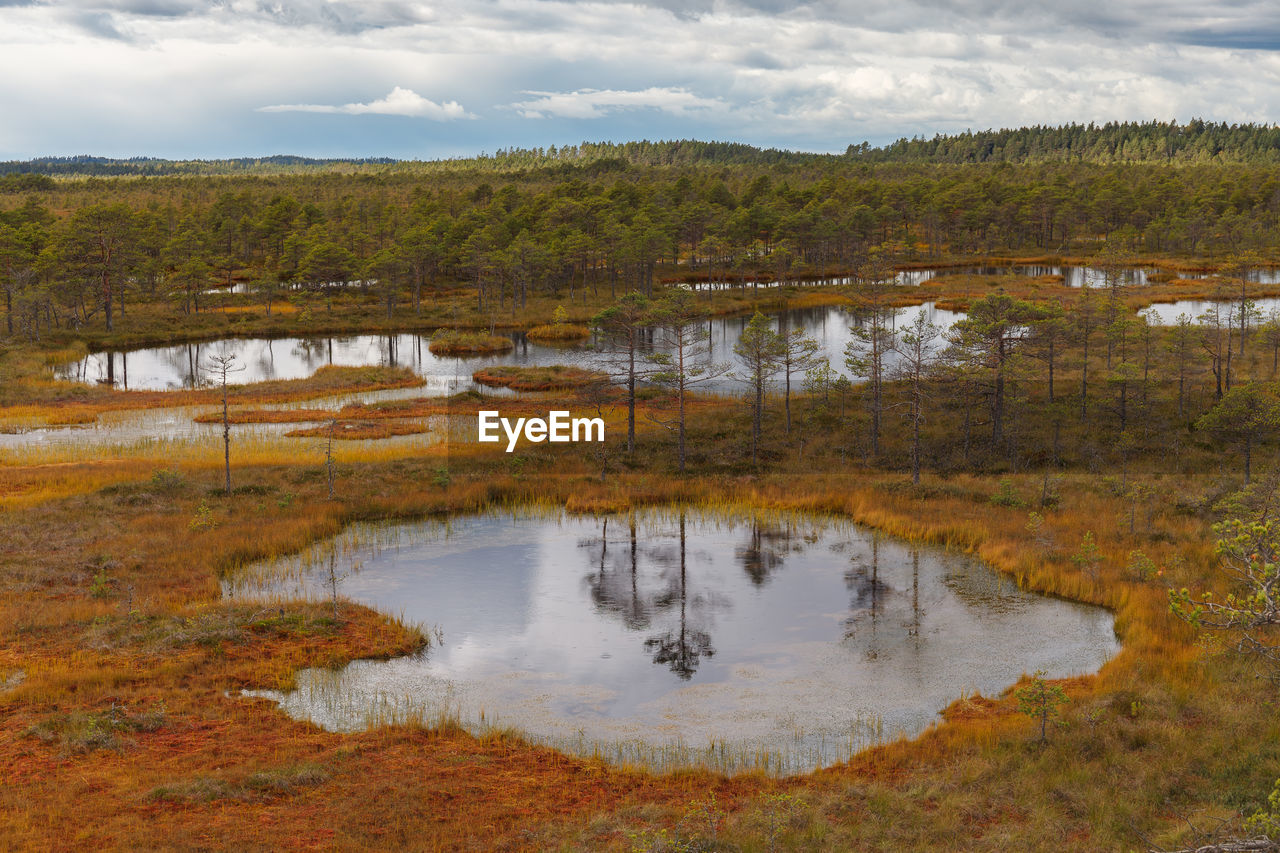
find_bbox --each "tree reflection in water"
[735,520,799,586]
[582,512,727,680]
[643,513,715,680]
[291,337,329,367]
[583,514,927,680]
[584,515,652,630]
[843,532,888,656]
[843,534,926,658]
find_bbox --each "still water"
[229,510,1118,774]
[1140,296,1280,325]
[57,304,965,393]
[700,264,1280,289]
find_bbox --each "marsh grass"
[5,278,1280,849]
[473,364,608,391]
[25,702,166,754]
[146,762,330,803]
[427,330,515,355]
[252,670,890,777]
[526,323,592,342]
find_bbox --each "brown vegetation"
[284,421,430,440]
[526,323,592,342]
[6,256,1280,849]
[472,365,609,392]
[428,330,515,355]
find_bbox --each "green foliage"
[428,330,514,354]
[146,763,330,804]
[857,119,1280,165]
[1195,384,1280,483]
[1015,670,1069,743]
[26,702,166,754]
[89,567,111,599]
[17,122,1280,179]
[1246,778,1280,837]
[682,792,724,844]
[16,139,1280,349]
[748,792,809,853]
[989,479,1023,507]
[734,312,785,465]
[188,499,215,531]
[1025,510,1054,551]
[1126,549,1159,582]
[1072,531,1103,582]
[1171,515,1280,667]
[149,468,185,491]
[624,826,696,853]
[801,362,850,411]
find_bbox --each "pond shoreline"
[227,504,1120,775]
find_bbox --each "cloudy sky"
[4,0,1280,160]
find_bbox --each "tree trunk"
[626,332,636,454]
[222,382,231,495]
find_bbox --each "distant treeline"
[860,120,1280,165]
[0,143,821,178]
[8,122,1280,178]
[0,155,397,178]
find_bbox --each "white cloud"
[509,87,725,119]
[257,86,472,119]
[7,0,1280,157]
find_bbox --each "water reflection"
[736,520,798,586]
[57,333,433,392]
[57,303,966,393]
[695,264,1280,289]
[228,509,1118,773]
[583,514,723,679]
[642,515,716,679]
[1140,296,1280,325]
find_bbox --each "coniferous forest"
[6,124,1280,851]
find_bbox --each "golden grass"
[427,330,514,355]
[284,421,430,440]
[526,323,591,342]
[192,409,332,424]
[6,255,1280,849]
[0,364,424,422]
[0,434,1260,850]
[472,365,609,392]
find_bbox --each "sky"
[4,0,1280,160]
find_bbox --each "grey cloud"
[32,0,434,33]
[8,0,1280,160]
[67,9,130,38]
[104,0,207,16]
[738,49,786,70]
[32,0,1280,50]
[235,1,433,32]
[608,0,1280,51]
[1176,27,1280,50]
